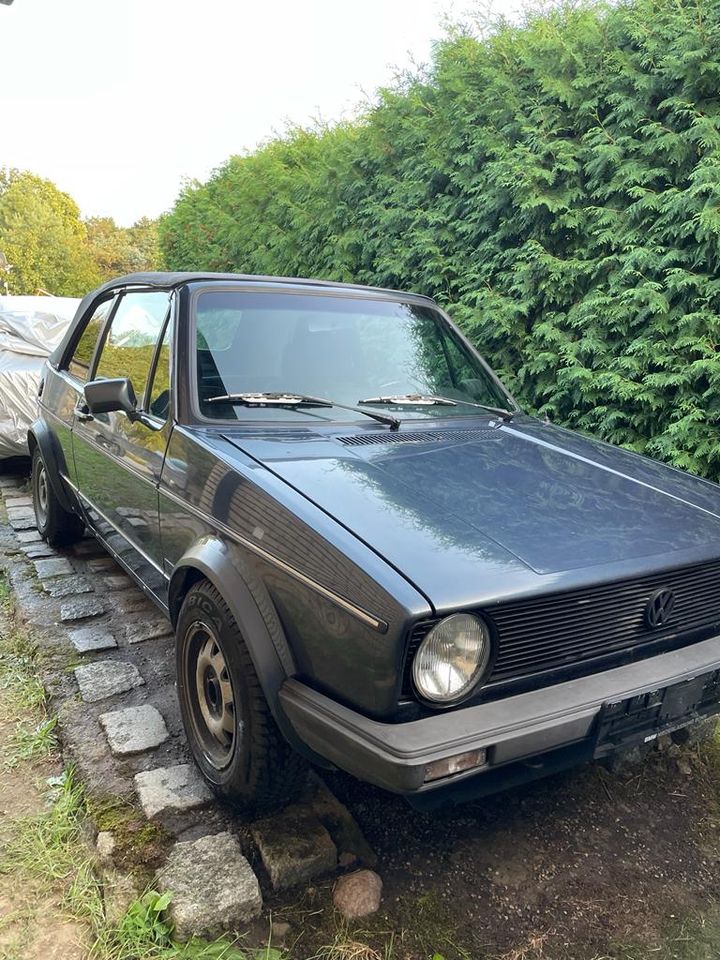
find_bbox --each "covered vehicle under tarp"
[0,296,80,458]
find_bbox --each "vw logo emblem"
[645,588,676,629]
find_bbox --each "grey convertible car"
[29,272,720,811]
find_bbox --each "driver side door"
[71,289,172,601]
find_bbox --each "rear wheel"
[31,448,84,546]
[176,580,308,814]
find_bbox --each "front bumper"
[279,634,720,796]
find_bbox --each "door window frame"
[62,293,121,385]
[142,293,175,426]
[61,286,173,392]
[89,289,172,410]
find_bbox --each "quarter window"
[68,298,115,381]
[94,291,170,408]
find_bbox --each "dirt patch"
[304,747,720,959]
[0,692,87,960]
[258,742,720,959]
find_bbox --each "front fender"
[168,536,329,765]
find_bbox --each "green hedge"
[160,0,720,479]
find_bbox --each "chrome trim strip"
[60,472,79,493]
[159,484,389,633]
[61,474,170,581]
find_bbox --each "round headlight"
[412,613,491,704]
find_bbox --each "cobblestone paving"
[0,471,375,939]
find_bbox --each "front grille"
[402,558,720,699]
[337,428,499,447]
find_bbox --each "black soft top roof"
[50,271,435,365]
[83,271,433,298]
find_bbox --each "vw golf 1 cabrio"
[29,272,720,811]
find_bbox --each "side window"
[94,291,170,408]
[148,318,172,421]
[68,298,115,381]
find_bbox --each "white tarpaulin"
[0,296,80,458]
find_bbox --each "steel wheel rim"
[185,621,237,769]
[35,461,48,526]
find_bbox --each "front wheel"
[31,448,84,546]
[176,580,308,815]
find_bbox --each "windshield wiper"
[205,392,401,430]
[359,394,458,407]
[358,394,515,422]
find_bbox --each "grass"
[4,714,58,766]
[311,936,384,960]
[0,747,286,960]
[0,567,285,960]
[0,567,59,766]
[90,889,284,960]
[612,909,720,960]
[0,766,89,883]
[0,576,46,715]
[307,926,404,960]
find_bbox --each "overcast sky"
[1,0,520,226]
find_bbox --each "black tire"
[31,448,84,547]
[176,580,308,815]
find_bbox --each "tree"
[127,217,162,273]
[85,215,162,282]
[0,169,100,296]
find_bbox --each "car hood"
[221,417,720,611]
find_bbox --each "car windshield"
[194,290,514,423]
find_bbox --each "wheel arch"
[168,537,325,762]
[27,420,78,514]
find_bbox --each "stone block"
[9,516,37,531]
[156,832,262,940]
[99,704,168,756]
[7,505,34,521]
[125,618,173,644]
[16,529,42,543]
[310,777,377,868]
[74,660,144,703]
[134,764,213,819]
[43,576,94,598]
[103,869,140,925]
[103,574,133,591]
[68,625,117,653]
[114,592,152,615]
[96,831,116,865]
[252,805,337,890]
[4,495,33,508]
[60,596,106,622]
[34,557,74,579]
[23,544,56,559]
